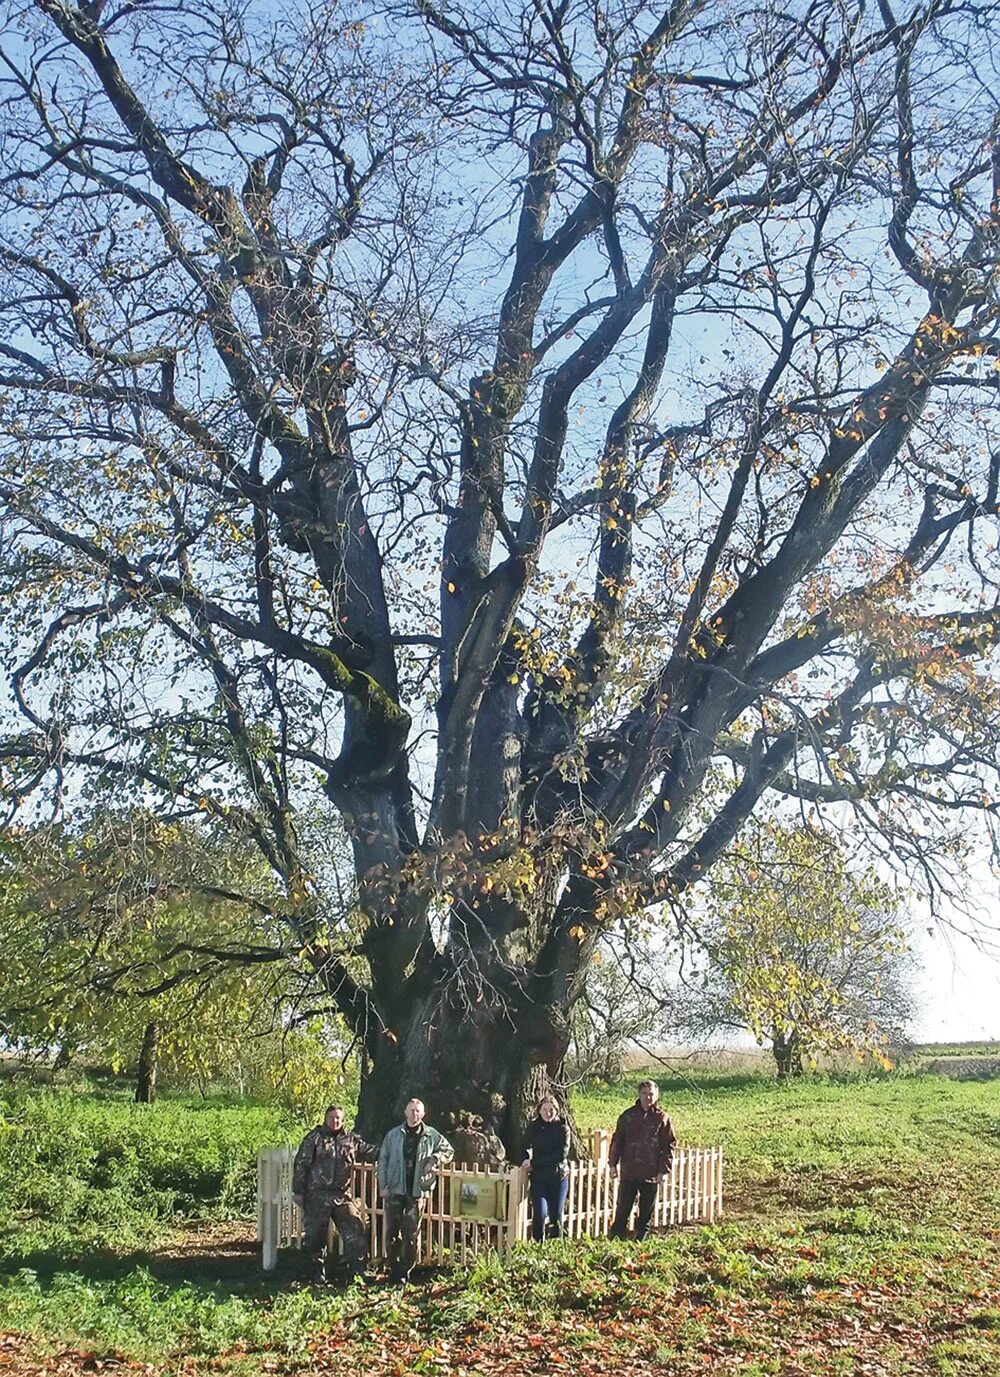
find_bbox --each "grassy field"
[1,1066,998,1375]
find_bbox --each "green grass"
[1,1068,998,1375]
[0,1085,301,1255]
[0,1263,360,1364]
[575,1063,1000,1170]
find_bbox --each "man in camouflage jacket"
[608,1080,676,1241]
[292,1105,378,1283]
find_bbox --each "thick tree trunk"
[772,1027,803,1079]
[135,1020,160,1103]
[355,975,583,1161]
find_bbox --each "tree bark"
[772,1027,804,1080]
[354,970,583,1161]
[135,1020,160,1104]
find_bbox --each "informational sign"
[450,1175,507,1220]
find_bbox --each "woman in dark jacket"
[522,1095,571,1241]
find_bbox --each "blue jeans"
[530,1172,568,1241]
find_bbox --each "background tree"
[567,932,678,1081]
[0,816,349,1105]
[1,0,999,1144]
[675,822,917,1076]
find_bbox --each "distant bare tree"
[568,933,679,1080]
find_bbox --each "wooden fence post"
[504,1165,521,1260]
[717,1148,724,1221]
[259,1150,277,1273]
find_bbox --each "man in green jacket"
[377,1098,454,1284]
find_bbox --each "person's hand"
[655,1174,665,1184]
[521,1158,531,1172]
[609,1166,618,1180]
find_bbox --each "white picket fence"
[257,1129,723,1270]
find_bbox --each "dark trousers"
[530,1172,569,1241]
[302,1192,368,1267]
[384,1194,423,1277]
[609,1178,657,1240]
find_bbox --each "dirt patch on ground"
[148,1222,261,1277]
[150,1228,258,1266]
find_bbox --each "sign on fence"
[258,1129,723,1271]
[451,1174,507,1220]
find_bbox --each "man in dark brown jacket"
[607,1080,676,1240]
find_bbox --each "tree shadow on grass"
[656,1072,770,1095]
[0,1226,314,1297]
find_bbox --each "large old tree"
[1,0,999,1141]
